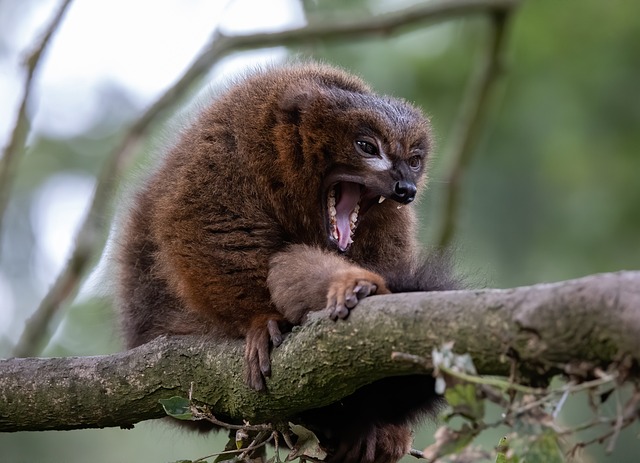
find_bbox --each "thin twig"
[12,0,522,357]
[512,373,619,417]
[192,406,272,432]
[282,430,295,450]
[191,432,273,462]
[0,0,73,247]
[439,365,546,395]
[273,431,282,462]
[238,430,270,461]
[437,8,515,248]
[568,415,636,457]
[606,389,640,454]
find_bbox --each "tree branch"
[2,271,638,432]
[13,0,522,358]
[0,0,73,245]
[437,10,512,247]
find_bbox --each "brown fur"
[116,62,460,463]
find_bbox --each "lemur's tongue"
[335,182,361,251]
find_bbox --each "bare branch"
[2,271,638,432]
[437,10,513,248]
[12,0,522,357]
[0,0,73,243]
[205,0,521,56]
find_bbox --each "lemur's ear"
[277,82,335,124]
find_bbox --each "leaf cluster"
[419,345,638,462]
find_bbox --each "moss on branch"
[1,271,638,432]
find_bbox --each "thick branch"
[1,271,638,432]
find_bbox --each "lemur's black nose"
[392,180,417,204]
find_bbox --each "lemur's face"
[317,92,432,252]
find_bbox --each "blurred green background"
[0,0,638,461]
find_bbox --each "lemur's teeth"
[378,196,386,204]
[397,205,403,210]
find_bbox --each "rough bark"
[1,271,638,432]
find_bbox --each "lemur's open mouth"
[327,181,383,252]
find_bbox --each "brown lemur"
[116,62,460,463]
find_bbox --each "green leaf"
[158,396,193,420]
[495,436,509,463]
[445,383,484,421]
[286,423,327,461]
[235,429,249,449]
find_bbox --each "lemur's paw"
[326,269,389,320]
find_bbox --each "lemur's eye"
[408,155,421,170]
[355,140,379,157]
